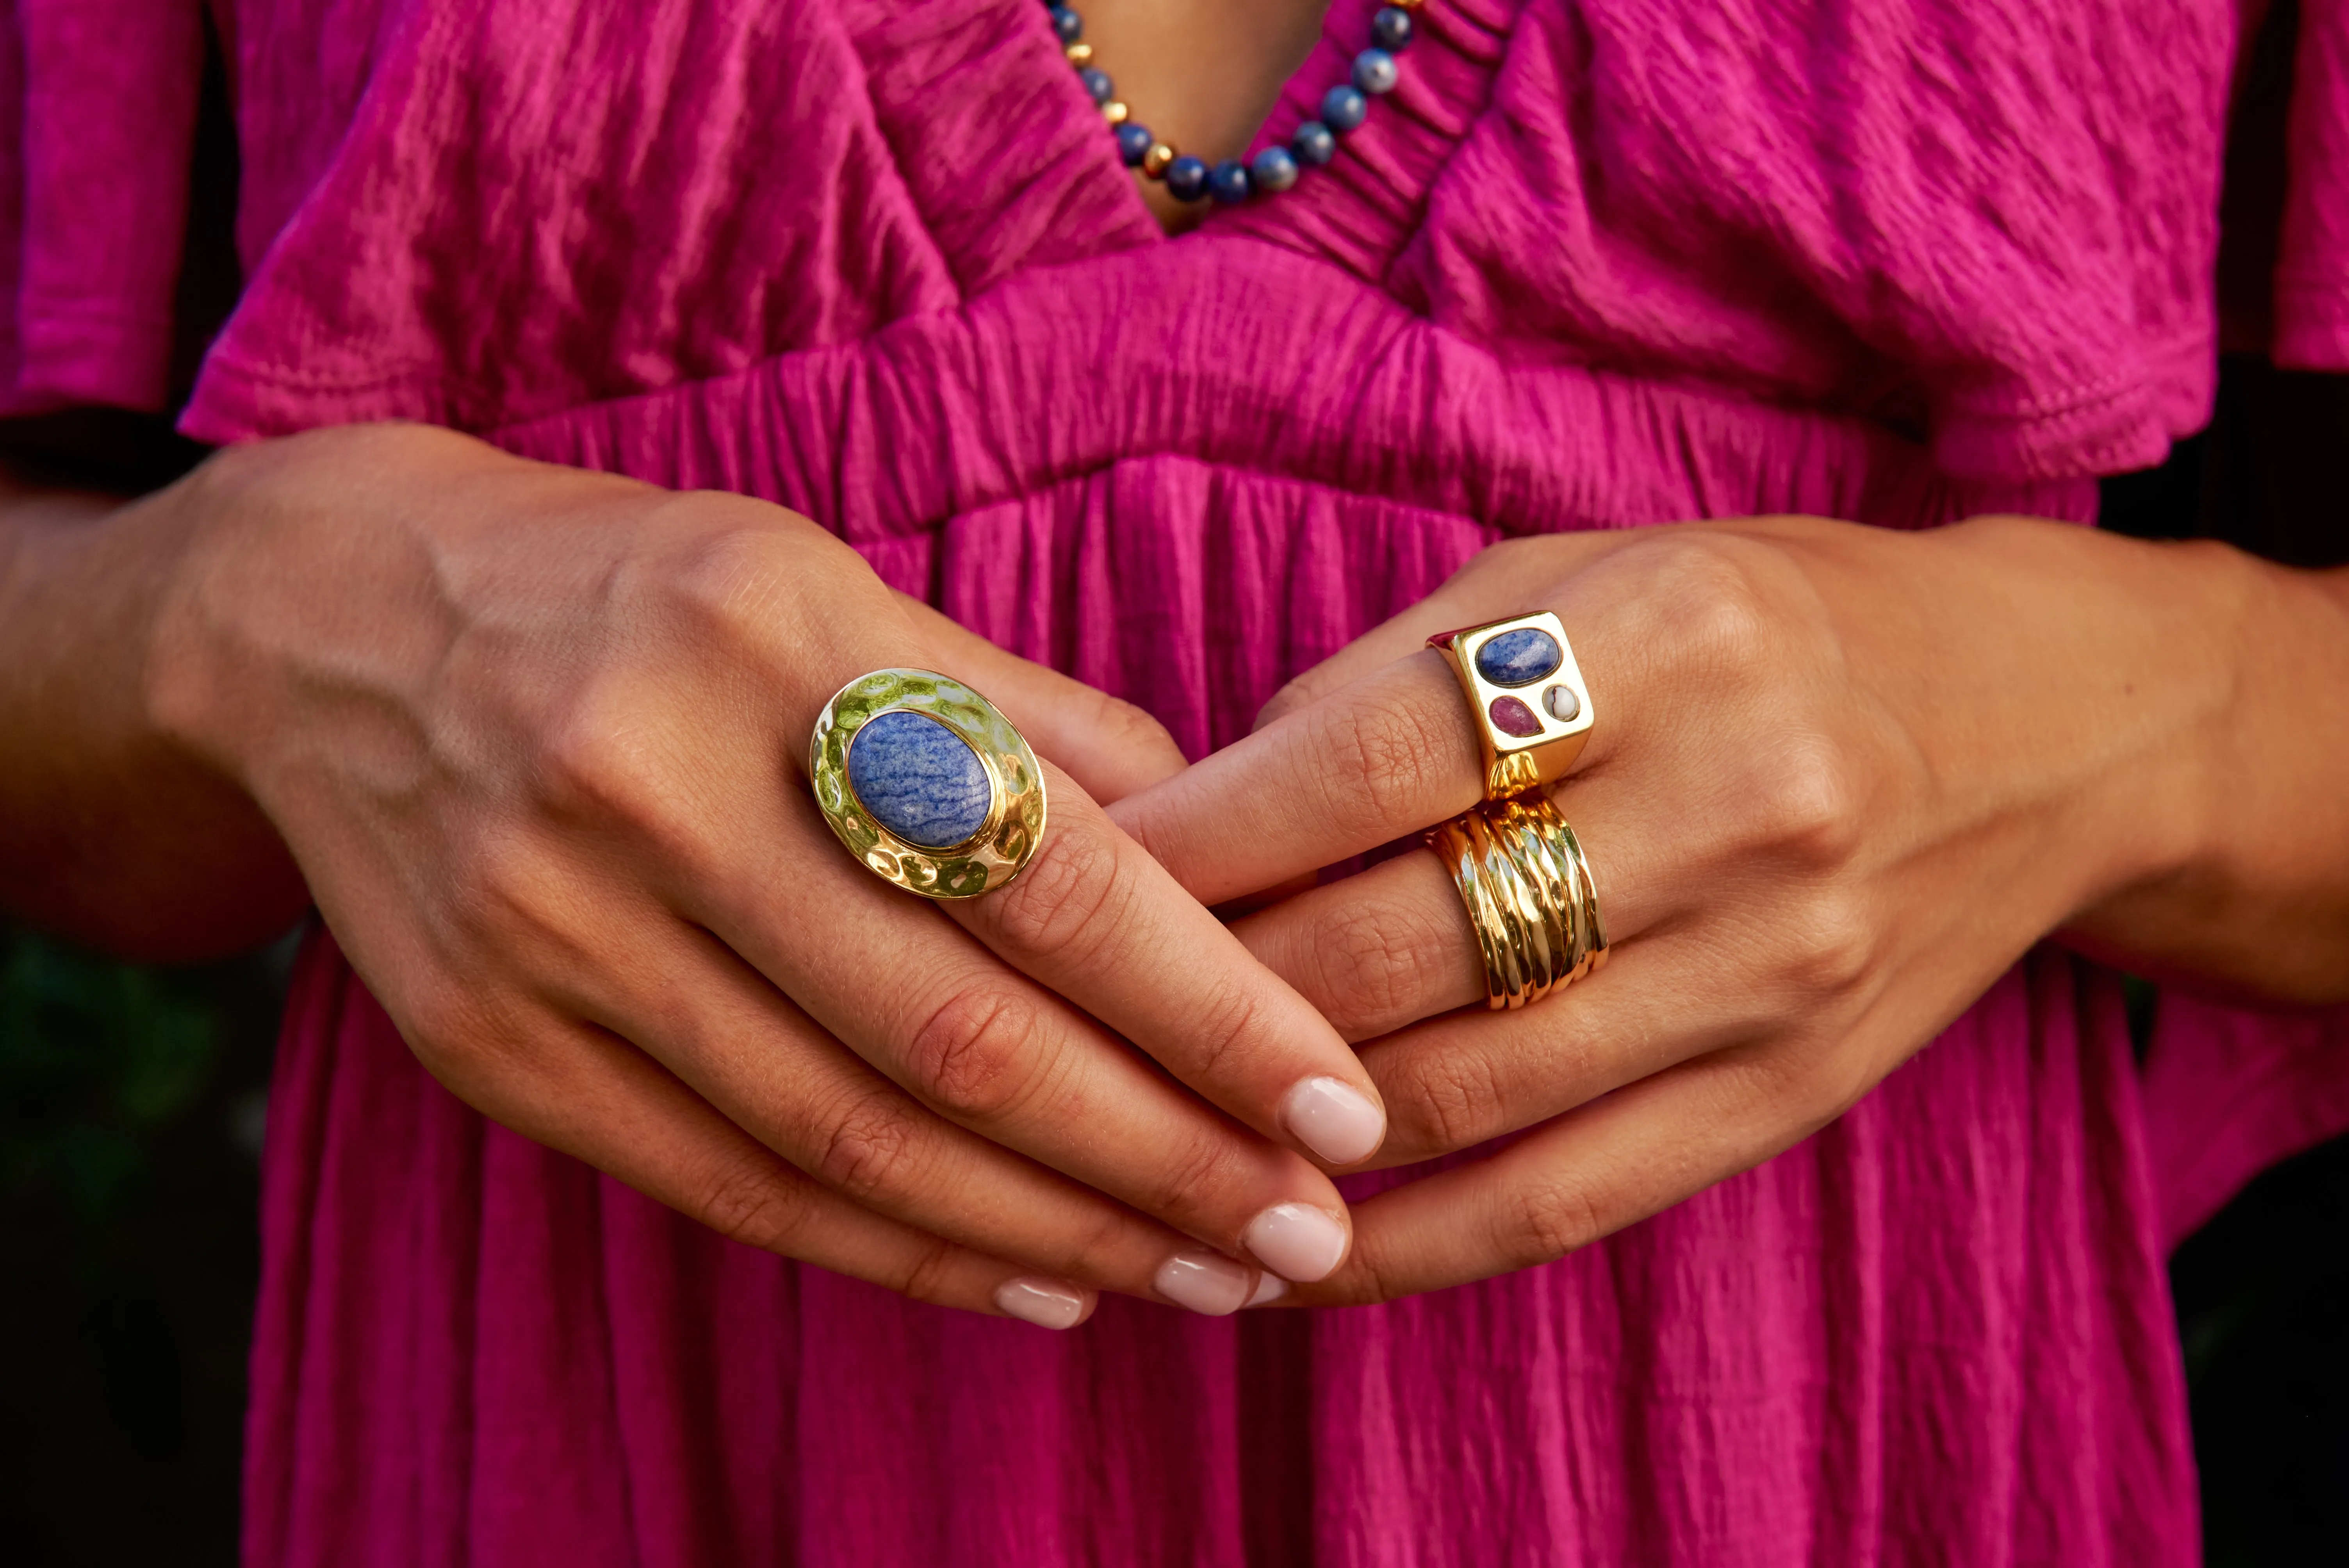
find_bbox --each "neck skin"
[1078,0,1333,231]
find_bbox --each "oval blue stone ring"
[808,669,1048,899]
[1425,611,1596,800]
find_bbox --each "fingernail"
[1246,1272,1291,1308]
[993,1277,1088,1330]
[1153,1249,1255,1316]
[1242,1202,1349,1283]
[1280,1075,1386,1166]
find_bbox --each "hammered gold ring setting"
[809,668,1047,900]
[1423,611,1608,1009]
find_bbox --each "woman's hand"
[133,423,1389,1323]
[1115,515,2349,1303]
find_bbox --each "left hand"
[1112,514,2256,1303]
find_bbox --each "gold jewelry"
[1427,794,1607,1009]
[1426,611,1594,800]
[809,669,1047,900]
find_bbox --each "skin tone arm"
[1114,516,2349,1303]
[0,421,1398,1324]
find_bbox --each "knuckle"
[1775,887,1876,999]
[1311,891,1452,1036]
[902,980,1050,1122]
[534,684,682,842]
[891,1237,968,1307]
[439,830,584,965]
[982,829,1128,968]
[810,1089,927,1205]
[690,1152,820,1254]
[1331,1236,1411,1307]
[1746,732,1868,868]
[1501,1174,1607,1268]
[392,980,503,1076]
[1178,981,1268,1086]
[1627,534,1784,679]
[1385,1045,1508,1154]
[1134,1128,1248,1235]
[663,519,797,641]
[1311,690,1456,834]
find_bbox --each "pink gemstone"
[1488,695,1543,737]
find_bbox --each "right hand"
[142,422,1388,1325]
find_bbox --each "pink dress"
[11,0,2349,1560]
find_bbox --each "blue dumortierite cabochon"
[846,710,993,849]
[1474,627,1564,688]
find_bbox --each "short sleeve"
[0,0,204,416]
[2276,0,2349,367]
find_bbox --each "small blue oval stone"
[847,710,993,850]
[1322,84,1368,132]
[1115,122,1155,165]
[1353,48,1400,95]
[1371,6,1415,50]
[1474,627,1563,688]
[1079,66,1114,104]
[1164,155,1210,201]
[1048,5,1080,42]
[1250,145,1300,193]
[1208,159,1253,203]
[1292,120,1337,165]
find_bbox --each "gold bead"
[1064,41,1093,64]
[1102,100,1128,124]
[1142,143,1176,178]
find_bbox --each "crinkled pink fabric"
[9,0,2349,1562]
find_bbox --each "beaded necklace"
[1045,0,1425,205]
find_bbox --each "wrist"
[2033,525,2349,999]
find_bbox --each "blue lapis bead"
[1353,48,1400,94]
[1249,144,1300,194]
[1474,627,1565,688]
[1048,5,1080,42]
[1371,5,1415,50]
[1322,84,1368,132]
[1079,66,1114,104]
[1164,155,1210,201]
[1292,120,1338,165]
[1115,122,1155,165]
[847,711,994,850]
[1208,159,1252,203]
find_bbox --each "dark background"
[2,2,2345,1561]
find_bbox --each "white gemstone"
[1544,684,1581,722]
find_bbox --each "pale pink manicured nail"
[1246,1273,1291,1308]
[1242,1202,1349,1283]
[1280,1075,1386,1165]
[993,1278,1087,1330]
[1153,1249,1255,1316]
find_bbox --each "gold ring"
[1427,794,1608,1009]
[808,668,1047,900]
[1426,611,1594,800]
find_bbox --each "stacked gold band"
[1426,795,1608,1009]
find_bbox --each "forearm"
[0,456,305,959]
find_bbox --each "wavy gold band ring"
[1426,794,1609,1010]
